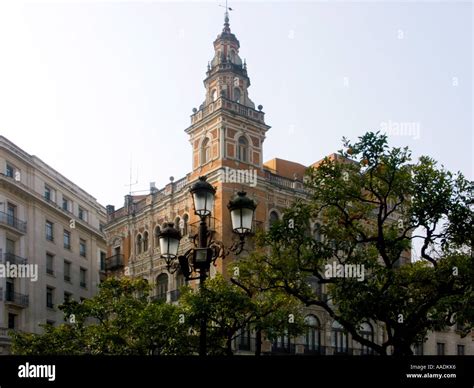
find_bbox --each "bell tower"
[185,11,271,178]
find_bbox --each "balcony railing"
[0,211,27,233]
[0,327,10,337]
[3,290,29,308]
[271,343,296,355]
[105,254,124,271]
[2,252,27,265]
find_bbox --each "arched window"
[230,50,236,63]
[201,138,211,165]
[136,234,142,255]
[211,89,217,102]
[313,223,323,243]
[269,210,279,228]
[156,273,168,302]
[182,214,189,236]
[174,217,181,231]
[332,321,348,354]
[237,136,248,162]
[233,87,241,103]
[359,322,374,355]
[143,231,149,252]
[304,315,321,354]
[154,226,161,248]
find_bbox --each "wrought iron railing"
[0,211,26,233]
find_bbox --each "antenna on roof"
[125,154,138,195]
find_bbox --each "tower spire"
[222,0,231,33]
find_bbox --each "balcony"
[3,290,29,308]
[0,211,26,234]
[105,254,124,271]
[2,252,27,265]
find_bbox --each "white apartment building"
[0,136,107,354]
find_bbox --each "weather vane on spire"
[219,0,233,32]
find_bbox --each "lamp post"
[158,176,256,356]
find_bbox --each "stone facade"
[0,136,107,354]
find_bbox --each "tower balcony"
[190,97,265,126]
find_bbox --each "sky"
[0,0,471,208]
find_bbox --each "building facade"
[104,15,472,356]
[0,136,107,354]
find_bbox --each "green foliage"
[243,131,473,355]
[12,278,193,355]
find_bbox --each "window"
[272,330,294,354]
[79,239,86,257]
[64,261,71,282]
[8,313,16,330]
[45,221,54,241]
[233,87,241,103]
[436,342,445,356]
[201,138,211,165]
[175,217,181,231]
[237,136,248,162]
[211,89,217,102]
[63,230,71,249]
[100,251,106,272]
[6,238,15,254]
[143,231,149,252]
[62,197,70,212]
[78,207,87,221]
[44,185,54,202]
[413,342,424,356]
[6,279,14,301]
[304,315,321,354]
[156,273,168,301]
[457,345,465,356]
[332,321,348,354]
[238,326,251,351]
[359,322,374,355]
[80,268,87,288]
[6,203,16,226]
[46,253,54,275]
[46,287,54,308]
[64,292,72,303]
[269,210,279,228]
[136,234,142,254]
[5,164,14,178]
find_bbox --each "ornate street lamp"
[228,191,257,235]
[190,176,216,217]
[158,222,182,267]
[158,175,257,356]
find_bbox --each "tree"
[11,278,194,355]
[180,274,305,355]
[240,131,473,355]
